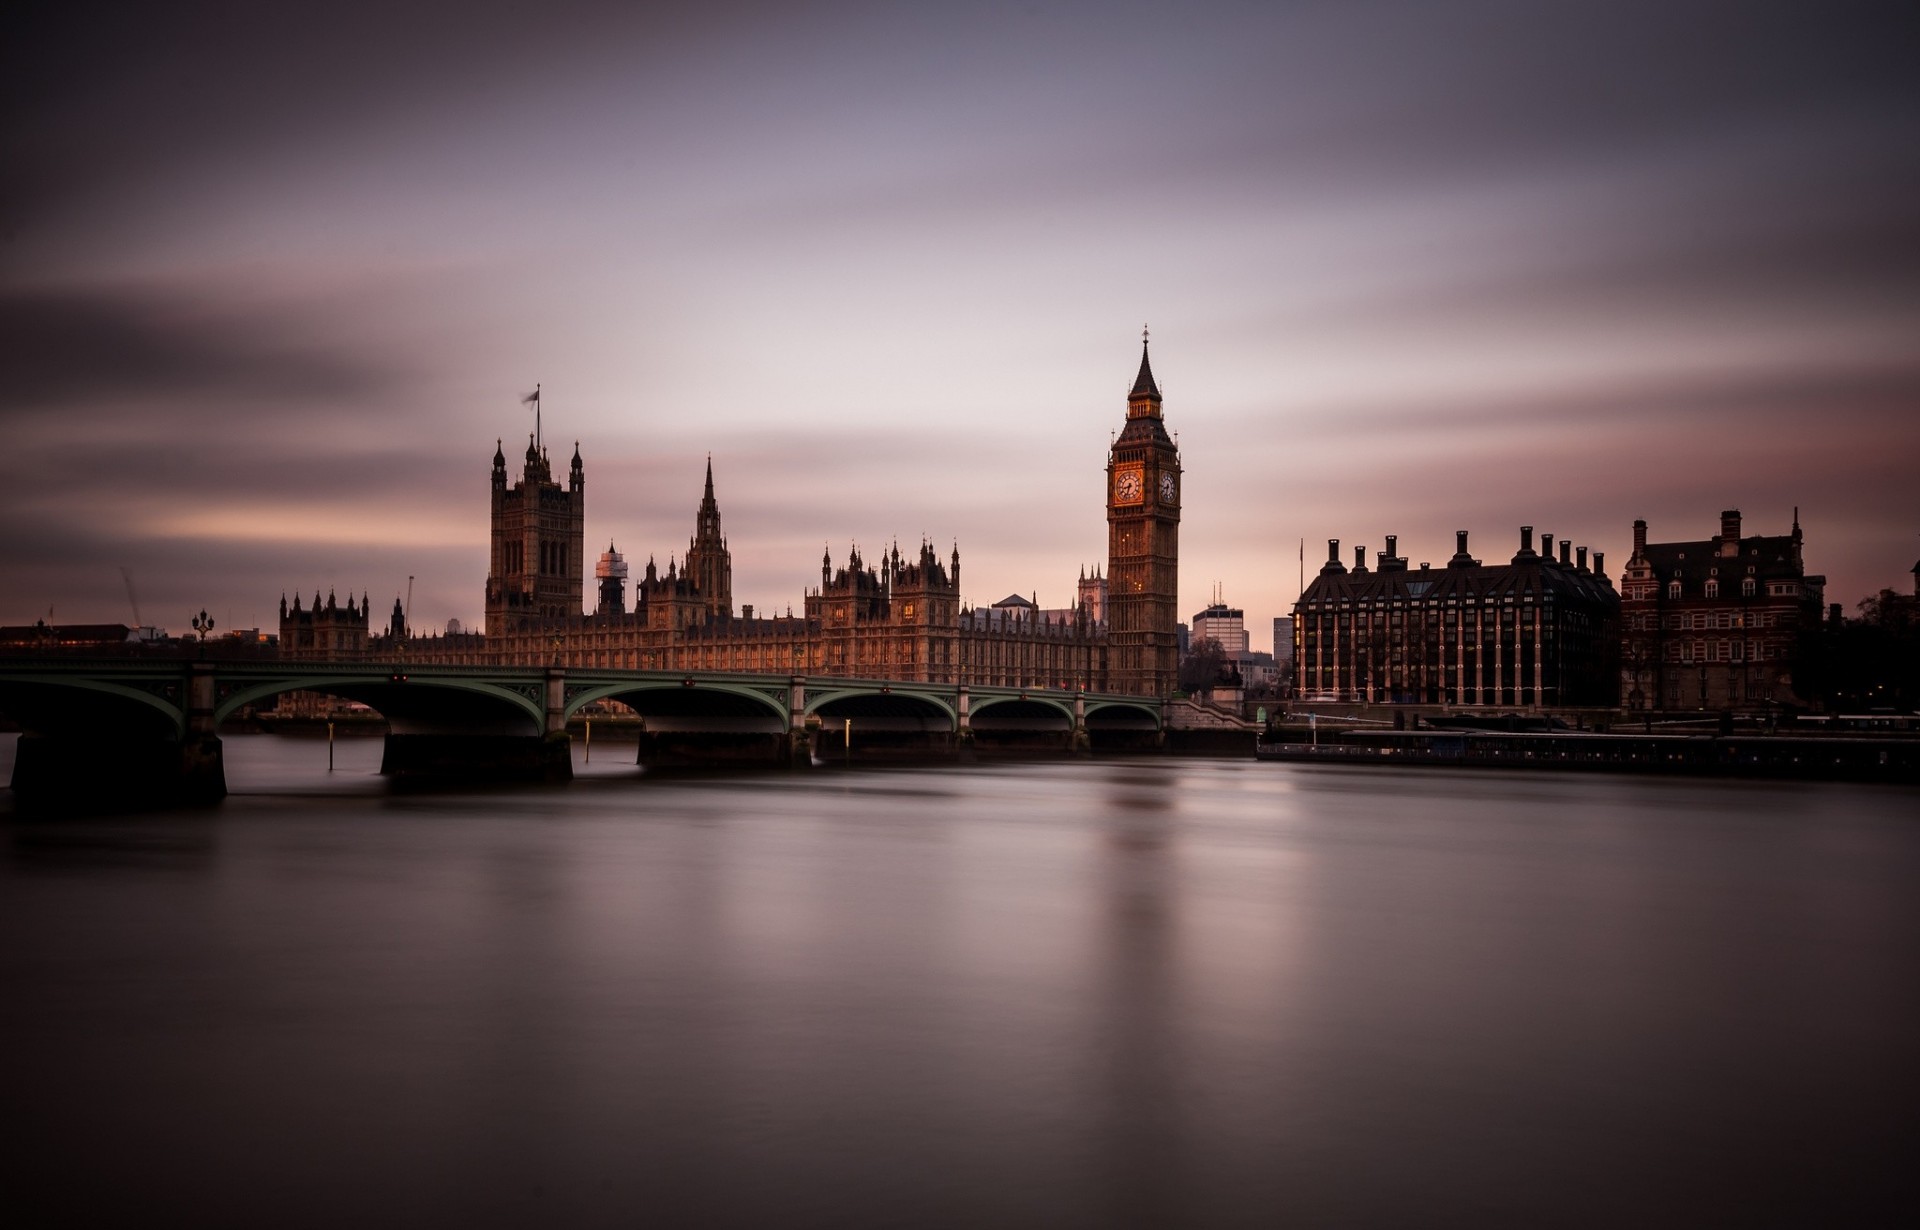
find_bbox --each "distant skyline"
[6,1,1918,651]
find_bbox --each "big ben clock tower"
[1106,330,1181,697]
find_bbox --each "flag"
[521,388,540,405]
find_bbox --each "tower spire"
[1129,326,1162,403]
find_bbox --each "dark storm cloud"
[0,284,407,408]
[17,436,458,507]
[2,509,484,633]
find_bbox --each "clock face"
[1159,472,1178,504]
[1114,468,1143,504]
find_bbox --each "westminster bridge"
[0,659,1165,808]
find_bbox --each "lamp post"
[191,609,214,643]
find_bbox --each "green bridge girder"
[0,661,1164,736]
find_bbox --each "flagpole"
[535,383,542,455]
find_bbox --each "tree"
[1179,637,1229,695]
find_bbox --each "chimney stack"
[1456,530,1469,554]
[1720,509,1741,543]
[1576,546,1588,572]
[1541,533,1554,561]
[1328,539,1340,564]
[1593,551,1606,580]
[1559,540,1572,566]
[1633,519,1648,555]
[1354,545,1366,571]
[1385,534,1398,558]
[1520,525,1534,553]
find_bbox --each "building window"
[1704,579,1719,598]
[1668,581,1682,600]
[1742,578,1755,598]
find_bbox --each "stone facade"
[485,435,586,632]
[1105,338,1182,697]
[282,345,1182,697]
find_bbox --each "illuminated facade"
[1105,338,1182,697]
[282,345,1189,697]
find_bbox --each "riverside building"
[1617,509,1825,712]
[1292,528,1620,708]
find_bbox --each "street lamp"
[191,609,214,643]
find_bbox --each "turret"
[596,541,628,616]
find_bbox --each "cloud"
[0,282,413,411]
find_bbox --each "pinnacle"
[1130,336,1161,400]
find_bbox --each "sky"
[5,0,1917,652]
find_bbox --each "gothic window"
[1741,578,1755,598]
[1668,581,1682,600]
[1704,579,1719,598]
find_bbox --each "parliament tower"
[1105,335,1181,697]
[682,457,733,621]
[485,435,586,635]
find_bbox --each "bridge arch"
[806,687,957,731]
[570,680,788,733]
[969,694,1077,729]
[1084,699,1162,731]
[0,674,188,740]
[214,675,545,735]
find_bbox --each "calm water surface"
[3,733,1917,1227]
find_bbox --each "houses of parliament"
[280,341,1183,698]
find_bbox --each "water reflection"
[2,735,1917,1226]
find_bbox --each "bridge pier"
[11,731,227,812]
[7,662,227,812]
[956,685,975,757]
[380,733,572,781]
[377,667,573,784]
[786,675,812,768]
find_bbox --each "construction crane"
[120,566,142,629]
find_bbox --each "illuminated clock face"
[1159,472,1177,504]
[1114,468,1143,503]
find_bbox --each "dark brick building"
[1293,527,1619,708]
[1618,509,1825,713]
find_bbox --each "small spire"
[704,454,715,500]
[1130,329,1161,400]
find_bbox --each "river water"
[3,733,1916,1227]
